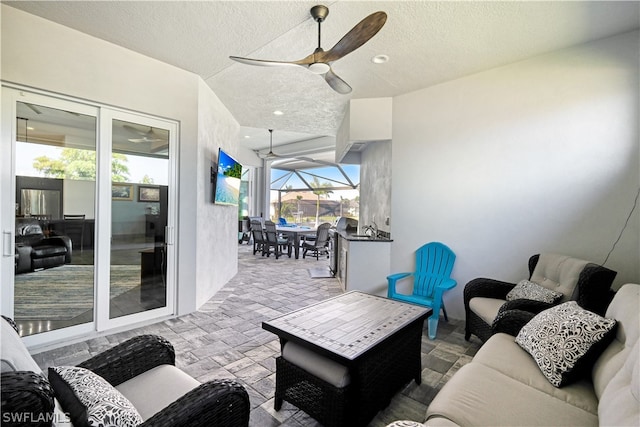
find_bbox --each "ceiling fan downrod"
[310,5,328,49]
[309,5,330,74]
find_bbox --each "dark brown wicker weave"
[78,334,250,427]
[464,254,617,343]
[78,334,175,386]
[2,316,55,426]
[141,379,250,427]
[492,309,537,337]
[1,371,55,427]
[1,314,249,427]
[276,357,351,427]
[274,319,424,427]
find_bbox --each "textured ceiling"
[5,1,639,153]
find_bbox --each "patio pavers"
[32,243,482,426]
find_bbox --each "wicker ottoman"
[276,342,351,427]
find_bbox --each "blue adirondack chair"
[387,242,457,339]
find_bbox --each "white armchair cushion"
[115,364,200,421]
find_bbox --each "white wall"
[392,31,640,320]
[63,180,96,218]
[1,5,239,316]
[195,79,240,307]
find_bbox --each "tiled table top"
[263,291,431,360]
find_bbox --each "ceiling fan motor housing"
[310,5,329,22]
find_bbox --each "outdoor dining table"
[276,225,317,259]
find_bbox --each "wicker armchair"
[1,316,250,427]
[78,335,249,427]
[464,253,616,343]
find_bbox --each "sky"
[16,142,169,185]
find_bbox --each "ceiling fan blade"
[324,68,352,94]
[230,55,313,68]
[319,11,387,63]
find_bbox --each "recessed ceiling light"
[371,54,389,64]
[273,110,284,116]
[244,135,251,138]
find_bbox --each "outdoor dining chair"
[301,222,331,260]
[263,220,292,259]
[250,219,266,255]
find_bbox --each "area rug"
[14,264,140,320]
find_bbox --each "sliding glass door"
[1,87,177,344]
[13,100,98,337]
[108,117,171,320]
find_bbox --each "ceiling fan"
[230,5,387,94]
[259,129,280,159]
[123,124,165,143]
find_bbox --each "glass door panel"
[14,101,96,336]
[109,119,169,319]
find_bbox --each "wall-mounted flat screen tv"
[214,148,242,206]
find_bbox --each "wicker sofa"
[0,317,250,426]
[387,283,639,427]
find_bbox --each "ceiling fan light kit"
[230,4,387,94]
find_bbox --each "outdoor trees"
[32,148,130,182]
[310,176,333,226]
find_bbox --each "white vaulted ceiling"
[5,1,639,152]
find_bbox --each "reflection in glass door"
[109,119,169,319]
[13,101,97,337]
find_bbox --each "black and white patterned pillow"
[506,280,563,304]
[49,366,142,427]
[516,301,617,387]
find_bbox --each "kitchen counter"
[337,230,393,242]
[334,230,392,296]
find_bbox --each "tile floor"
[33,243,482,426]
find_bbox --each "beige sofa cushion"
[592,283,640,399]
[598,340,640,426]
[0,318,42,374]
[473,333,598,414]
[1,318,71,426]
[116,364,200,420]
[425,363,598,426]
[529,253,588,302]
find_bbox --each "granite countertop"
[336,229,393,242]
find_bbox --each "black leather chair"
[15,218,72,274]
[63,214,86,253]
[464,253,616,343]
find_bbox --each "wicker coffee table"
[262,291,431,427]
